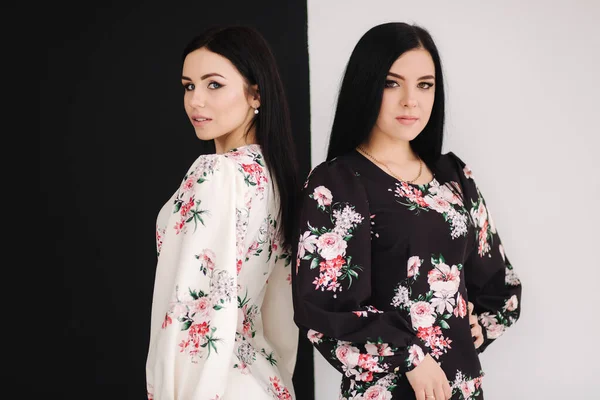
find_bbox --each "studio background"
[41,1,313,398]
[307,1,600,399]
[40,0,599,399]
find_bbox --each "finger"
[468,301,474,314]
[443,380,453,399]
[415,388,426,400]
[434,384,446,400]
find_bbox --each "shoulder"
[435,151,475,182]
[303,153,361,191]
[301,153,369,211]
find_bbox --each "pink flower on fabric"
[410,301,436,329]
[407,344,425,367]
[313,185,333,207]
[316,232,347,260]
[407,256,422,278]
[363,384,393,400]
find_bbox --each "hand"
[468,302,484,349]
[406,353,452,400]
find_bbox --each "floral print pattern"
[292,151,522,399]
[390,179,469,239]
[146,145,297,399]
[296,186,365,295]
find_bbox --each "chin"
[194,131,217,141]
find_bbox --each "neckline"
[353,149,437,187]
[224,143,261,154]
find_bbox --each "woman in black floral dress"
[292,22,522,400]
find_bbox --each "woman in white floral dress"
[292,23,522,400]
[146,26,300,400]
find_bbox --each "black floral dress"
[292,151,522,400]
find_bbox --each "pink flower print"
[504,295,519,312]
[485,322,505,339]
[316,232,347,260]
[269,376,292,400]
[417,326,452,358]
[365,342,394,357]
[297,231,318,259]
[355,370,374,382]
[427,263,461,296]
[363,384,393,400]
[180,196,195,216]
[313,255,345,292]
[236,259,243,274]
[193,321,210,336]
[410,301,436,329]
[174,220,185,234]
[473,202,488,229]
[242,163,267,186]
[454,293,467,318]
[161,313,172,329]
[357,353,384,373]
[196,249,216,273]
[424,195,451,214]
[192,296,211,319]
[463,165,473,179]
[407,344,425,367]
[407,256,422,278]
[478,219,491,256]
[307,329,324,344]
[313,185,333,207]
[396,182,428,207]
[431,184,462,205]
[183,175,195,191]
[460,379,476,398]
[335,343,360,368]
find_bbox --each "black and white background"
[38,0,599,399]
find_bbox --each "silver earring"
[254,108,259,115]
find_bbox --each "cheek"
[215,90,246,111]
[421,92,435,115]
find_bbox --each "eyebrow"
[387,72,435,80]
[181,73,226,81]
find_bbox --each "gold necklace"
[357,145,423,184]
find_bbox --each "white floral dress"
[146,144,297,400]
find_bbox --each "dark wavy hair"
[182,25,300,247]
[326,22,445,169]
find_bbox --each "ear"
[248,84,261,109]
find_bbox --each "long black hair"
[326,22,445,169]
[182,25,300,248]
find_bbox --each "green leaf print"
[310,257,320,270]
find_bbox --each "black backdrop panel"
[40,1,313,398]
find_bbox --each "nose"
[190,88,206,108]
[400,88,417,108]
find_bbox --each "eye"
[385,80,399,88]
[208,81,223,89]
[418,82,435,89]
[183,83,194,91]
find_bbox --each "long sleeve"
[261,247,298,378]
[146,154,244,399]
[292,160,429,381]
[449,152,523,353]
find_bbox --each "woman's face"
[371,48,436,143]
[182,47,259,143]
